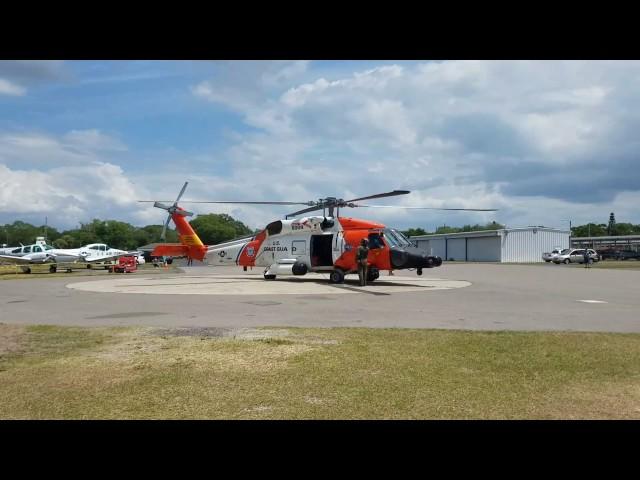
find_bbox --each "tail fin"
[142,182,208,261]
[151,210,207,261]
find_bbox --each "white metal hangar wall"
[410,227,570,263]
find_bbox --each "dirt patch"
[149,327,292,341]
[532,380,640,419]
[151,327,233,338]
[0,324,26,356]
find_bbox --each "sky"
[1,60,639,233]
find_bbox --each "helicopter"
[139,182,497,284]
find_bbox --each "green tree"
[402,228,429,237]
[571,223,608,237]
[190,214,253,245]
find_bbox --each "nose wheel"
[417,268,423,276]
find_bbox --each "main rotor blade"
[355,204,498,211]
[175,182,189,204]
[286,205,325,218]
[175,201,313,205]
[345,190,411,203]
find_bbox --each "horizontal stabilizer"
[152,244,191,258]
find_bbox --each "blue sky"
[1,60,640,233]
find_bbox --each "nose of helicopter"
[389,246,442,269]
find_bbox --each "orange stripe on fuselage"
[237,229,267,267]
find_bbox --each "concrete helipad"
[2,264,640,332]
[66,272,471,295]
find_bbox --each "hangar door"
[467,236,501,262]
[428,238,446,258]
[446,238,466,261]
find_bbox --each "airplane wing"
[0,254,53,265]
[81,252,134,263]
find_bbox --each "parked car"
[613,250,640,261]
[135,251,146,265]
[542,248,564,262]
[553,248,599,264]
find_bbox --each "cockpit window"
[395,230,413,246]
[384,229,412,247]
[561,249,571,254]
[33,246,42,253]
[23,246,31,253]
[368,233,385,249]
[383,231,399,247]
[11,247,22,254]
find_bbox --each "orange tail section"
[151,211,208,261]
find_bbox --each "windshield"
[561,249,571,254]
[384,228,412,247]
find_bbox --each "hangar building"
[410,227,570,263]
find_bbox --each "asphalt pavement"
[1,263,639,332]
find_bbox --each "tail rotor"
[150,182,194,241]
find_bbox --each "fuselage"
[205,216,442,274]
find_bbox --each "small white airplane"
[0,241,137,273]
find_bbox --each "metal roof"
[410,227,570,241]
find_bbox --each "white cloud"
[0,129,127,167]
[0,78,26,96]
[190,60,640,229]
[4,61,640,233]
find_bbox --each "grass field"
[1,324,639,419]
[0,263,181,280]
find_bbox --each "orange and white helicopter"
[140,182,496,284]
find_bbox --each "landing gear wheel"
[49,265,57,273]
[564,259,570,264]
[23,267,31,274]
[86,264,92,269]
[264,274,276,280]
[417,268,423,276]
[367,267,379,283]
[329,269,345,284]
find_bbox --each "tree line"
[401,214,640,238]
[402,221,506,237]
[1,214,254,250]
[3,213,639,249]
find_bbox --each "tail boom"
[151,244,207,261]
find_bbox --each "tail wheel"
[329,269,345,284]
